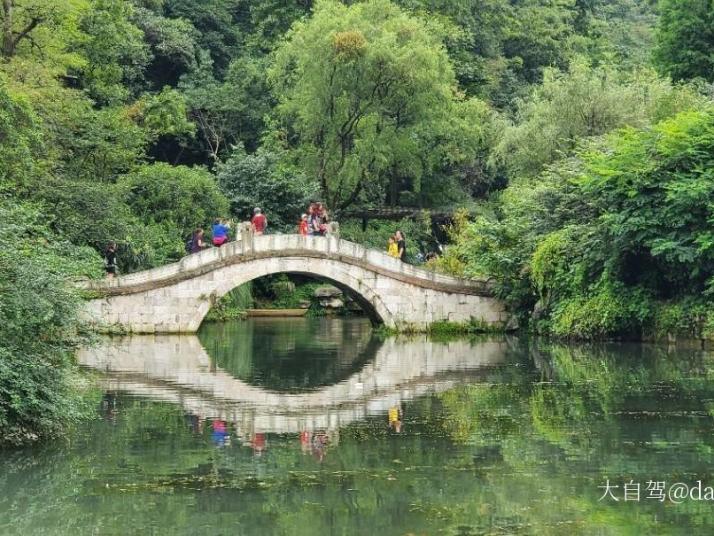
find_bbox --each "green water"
[2,318,714,535]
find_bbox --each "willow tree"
[269,0,486,210]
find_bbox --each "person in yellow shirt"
[387,236,399,258]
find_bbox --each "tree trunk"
[2,0,14,58]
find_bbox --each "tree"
[1,0,71,58]
[73,0,150,105]
[0,74,45,192]
[119,162,229,233]
[654,0,714,82]
[132,5,198,89]
[269,0,486,211]
[493,60,706,177]
[0,200,100,446]
[216,145,317,229]
[163,0,241,77]
[456,106,714,338]
[180,52,272,160]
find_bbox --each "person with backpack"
[189,229,206,254]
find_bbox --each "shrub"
[0,201,101,446]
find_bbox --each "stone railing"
[80,224,493,298]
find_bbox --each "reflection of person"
[187,413,203,434]
[101,392,118,424]
[212,419,229,447]
[300,430,311,454]
[252,432,267,456]
[312,431,329,462]
[388,405,403,433]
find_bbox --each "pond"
[1,317,714,535]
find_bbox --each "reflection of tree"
[430,341,714,533]
[4,341,714,534]
[198,318,381,391]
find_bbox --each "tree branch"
[12,16,41,48]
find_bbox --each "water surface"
[2,318,714,535]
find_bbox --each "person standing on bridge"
[190,228,206,254]
[251,207,267,235]
[298,213,309,236]
[211,218,230,247]
[104,242,118,279]
[387,236,399,258]
[308,203,321,236]
[395,230,406,262]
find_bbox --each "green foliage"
[129,86,195,139]
[550,283,652,339]
[269,0,491,210]
[74,0,151,105]
[650,298,714,341]
[204,284,253,322]
[0,76,45,192]
[260,278,321,310]
[494,60,706,177]
[654,0,714,82]
[132,5,198,88]
[118,163,229,266]
[458,106,714,338]
[179,53,272,159]
[216,145,317,229]
[120,162,228,233]
[0,201,100,447]
[339,213,434,262]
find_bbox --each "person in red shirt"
[251,207,267,235]
[298,213,309,236]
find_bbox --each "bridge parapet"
[82,231,493,297]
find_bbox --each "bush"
[0,201,101,446]
[216,146,317,231]
[550,284,652,340]
[455,106,714,339]
[119,162,229,234]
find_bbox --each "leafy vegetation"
[2,0,714,445]
[0,201,100,447]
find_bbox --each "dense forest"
[1,0,713,444]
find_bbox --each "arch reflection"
[198,318,381,391]
[77,323,508,435]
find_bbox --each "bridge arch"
[190,257,395,329]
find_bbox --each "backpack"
[185,236,193,254]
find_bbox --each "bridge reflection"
[77,335,508,435]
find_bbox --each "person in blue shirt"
[211,218,230,246]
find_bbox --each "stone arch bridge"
[81,232,506,333]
